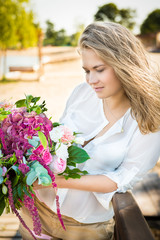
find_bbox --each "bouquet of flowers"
[0,95,90,239]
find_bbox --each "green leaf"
[38,174,52,186]
[17,183,24,199]
[59,167,88,179]
[34,126,41,131]
[32,106,42,114]
[11,165,19,173]
[26,95,33,104]
[2,185,7,195]
[0,176,4,184]
[28,138,39,148]
[38,131,48,149]
[68,146,90,164]
[35,166,48,176]
[52,122,61,127]
[67,162,76,167]
[31,97,40,103]
[15,99,26,108]
[0,197,5,215]
[0,167,3,176]
[23,185,32,199]
[12,175,20,187]
[26,171,38,186]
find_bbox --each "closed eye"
[97,69,104,73]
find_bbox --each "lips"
[94,87,104,92]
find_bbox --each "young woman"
[19,22,160,240]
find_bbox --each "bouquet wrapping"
[0,95,90,239]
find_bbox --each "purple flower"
[6,175,37,240]
[24,194,41,236]
[0,108,53,156]
[18,163,30,174]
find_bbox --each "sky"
[30,0,160,34]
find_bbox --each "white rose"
[50,127,63,142]
[55,142,69,160]
[74,137,85,145]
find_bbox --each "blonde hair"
[79,22,160,134]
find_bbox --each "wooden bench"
[9,66,39,72]
[112,172,160,240]
[112,191,155,240]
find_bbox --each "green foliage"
[12,182,33,209]
[70,24,85,46]
[43,20,70,46]
[59,145,90,179]
[26,161,52,186]
[45,20,56,40]
[52,122,61,128]
[140,9,160,34]
[38,131,47,149]
[94,3,136,30]
[60,166,88,180]
[0,107,11,121]
[0,196,5,215]
[0,0,37,50]
[43,20,84,46]
[15,94,47,113]
[68,145,90,164]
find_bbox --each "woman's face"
[81,48,124,99]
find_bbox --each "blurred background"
[0,0,160,239]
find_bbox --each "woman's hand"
[32,180,52,190]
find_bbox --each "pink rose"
[49,155,67,174]
[42,148,52,165]
[33,144,44,155]
[60,126,74,143]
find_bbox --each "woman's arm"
[33,174,118,193]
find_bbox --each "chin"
[95,92,106,99]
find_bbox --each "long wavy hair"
[78,22,160,134]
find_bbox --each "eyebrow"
[82,64,105,70]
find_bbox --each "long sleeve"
[93,129,160,209]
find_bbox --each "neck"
[103,91,130,112]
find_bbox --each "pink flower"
[49,156,67,174]
[33,144,44,155]
[60,126,74,143]
[2,166,7,176]
[42,148,52,165]
[31,145,52,165]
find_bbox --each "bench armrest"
[112,192,155,240]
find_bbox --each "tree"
[0,0,37,79]
[70,24,85,46]
[43,21,84,46]
[140,9,160,34]
[43,20,56,46]
[43,21,70,46]
[94,3,136,30]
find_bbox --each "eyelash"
[84,69,104,74]
[97,69,104,73]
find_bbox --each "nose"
[87,72,98,84]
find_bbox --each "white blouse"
[36,82,160,224]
